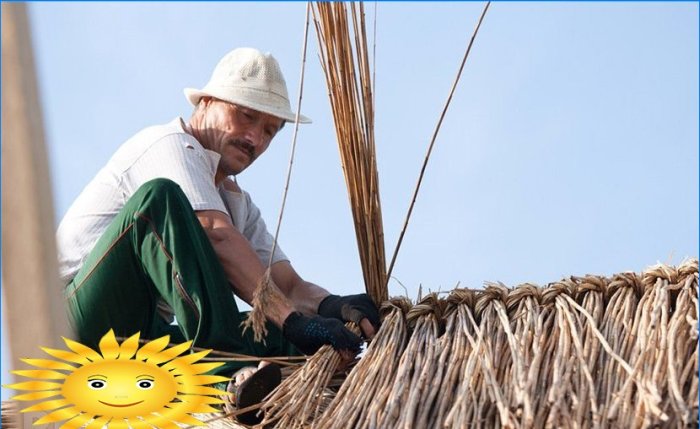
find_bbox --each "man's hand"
[282,312,362,356]
[317,294,380,339]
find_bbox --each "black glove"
[317,294,381,335]
[282,311,362,355]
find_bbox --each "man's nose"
[244,124,265,150]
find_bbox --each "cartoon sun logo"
[6,330,229,428]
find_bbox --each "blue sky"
[2,2,698,397]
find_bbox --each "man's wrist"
[317,294,341,317]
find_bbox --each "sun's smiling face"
[61,359,178,418]
[7,330,230,427]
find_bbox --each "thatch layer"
[2,261,695,429]
[253,259,697,429]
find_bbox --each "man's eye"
[237,108,255,120]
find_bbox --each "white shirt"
[56,117,288,285]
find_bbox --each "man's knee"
[130,178,190,210]
[137,178,184,197]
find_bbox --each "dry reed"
[257,324,362,428]
[3,262,696,428]
[278,259,697,429]
[376,293,446,429]
[313,298,412,429]
[311,1,387,304]
[426,289,478,428]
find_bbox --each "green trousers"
[64,178,298,376]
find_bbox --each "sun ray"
[11,390,61,401]
[144,413,182,429]
[14,331,228,427]
[179,362,225,375]
[117,332,141,360]
[12,369,67,380]
[21,358,76,371]
[21,398,70,412]
[6,380,63,391]
[146,340,193,364]
[170,399,221,415]
[162,349,210,371]
[160,408,206,426]
[166,360,225,377]
[175,374,229,387]
[175,384,225,396]
[34,405,82,425]
[125,417,152,429]
[83,415,110,429]
[134,335,170,361]
[176,394,225,405]
[41,347,92,365]
[62,338,103,362]
[103,419,129,429]
[60,413,90,429]
[98,329,121,360]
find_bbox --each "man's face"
[197,98,284,177]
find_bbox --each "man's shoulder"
[126,117,191,147]
[114,118,203,161]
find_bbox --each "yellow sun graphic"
[6,330,229,428]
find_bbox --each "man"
[56,47,380,420]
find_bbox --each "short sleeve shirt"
[56,117,288,284]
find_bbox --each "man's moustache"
[230,139,255,160]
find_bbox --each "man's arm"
[196,209,294,327]
[198,203,378,340]
[270,260,330,315]
[271,261,378,339]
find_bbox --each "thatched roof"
[222,259,699,428]
[2,259,697,428]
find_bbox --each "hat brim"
[184,87,312,124]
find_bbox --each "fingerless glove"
[282,312,362,355]
[317,293,381,331]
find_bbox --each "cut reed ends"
[258,323,362,428]
[260,259,697,429]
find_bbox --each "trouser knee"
[129,178,195,219]
[134,177,186,202]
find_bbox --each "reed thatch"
[250,259,698,429]
[2,260,696,428]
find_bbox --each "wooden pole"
[1,1,73,386]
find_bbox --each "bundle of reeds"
[257,323,361,428]
[376,293,446,428]
[313,298,412,429]
[311,1,387,304]
[2,263,695,428]
[288,259,697,429]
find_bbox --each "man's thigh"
[65,210,158,348]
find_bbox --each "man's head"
[184,48,311,178]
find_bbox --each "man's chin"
[229,163,250,176]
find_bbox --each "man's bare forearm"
[197,209,295,327]
[270,261,330,316]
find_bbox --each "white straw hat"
[184,47,311,124]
